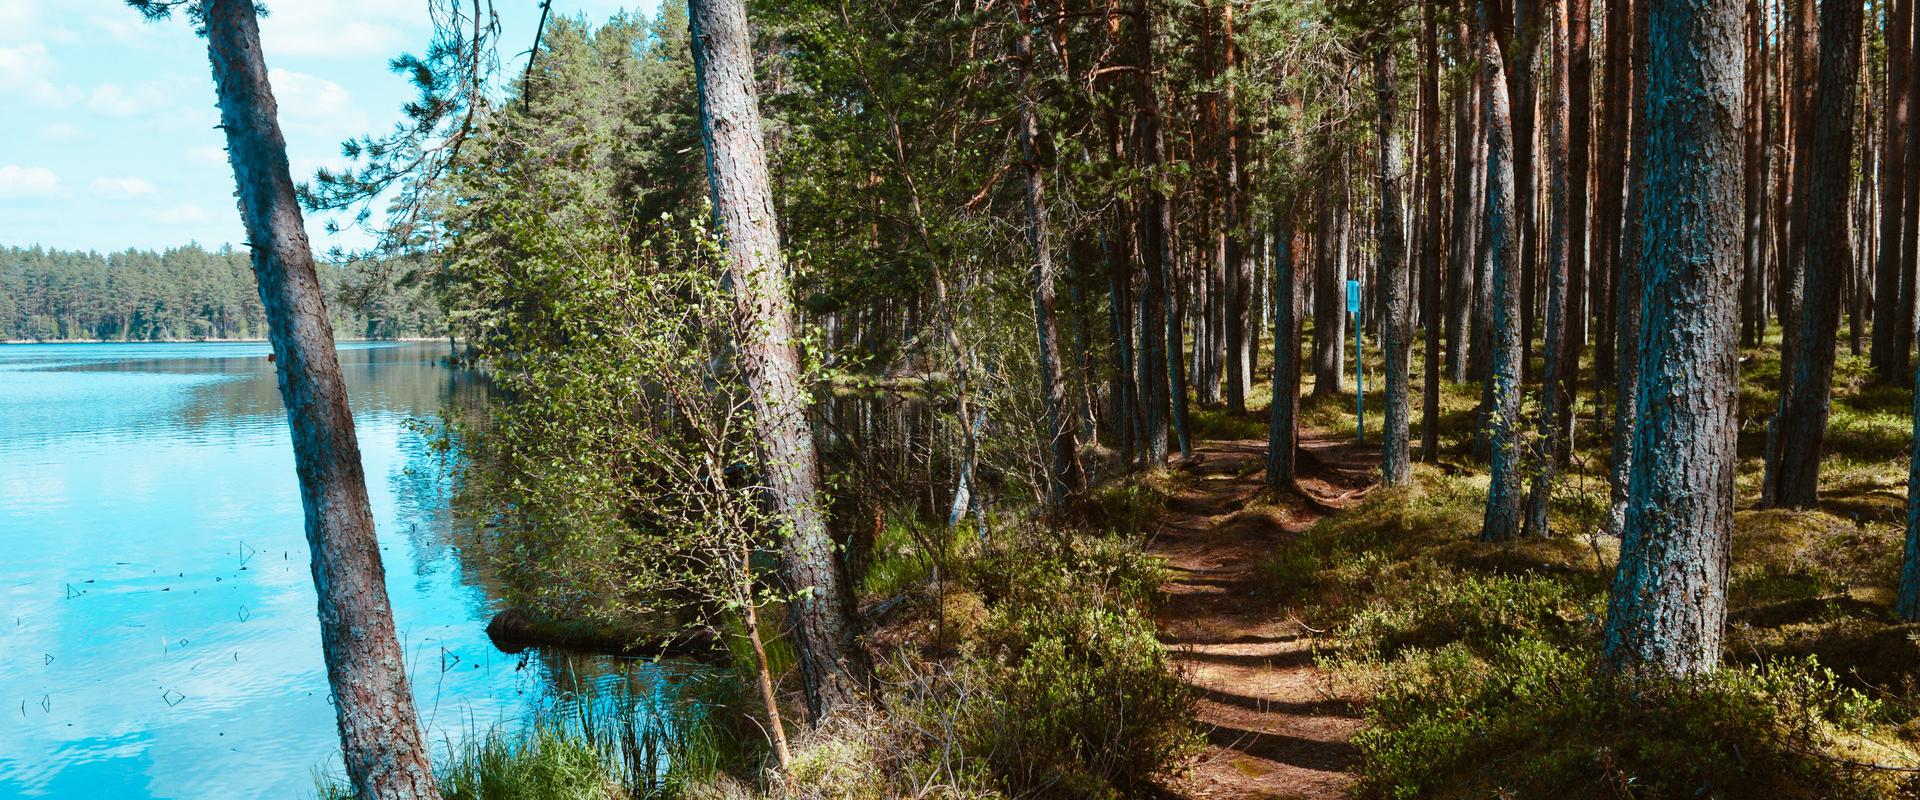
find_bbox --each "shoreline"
[2,337,456,345]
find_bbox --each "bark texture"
[689,0,870,718]
[1012,0,1088,504]
[1762,0,1863,510]
[1267,222,1301,489]
[203,2,441,797]
[1377,44,1412,487]
[1601,0,1744,677]
[1480,8,1524,543]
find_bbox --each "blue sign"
[1346,279,1360,314]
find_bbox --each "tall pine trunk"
[689,0,870,718]
[1421,0,1445,459]
[1448,15,1482,384]
[1012,0,1088,504]
[202,2,441,796]
[1607,0,1651,536]
[1525,0,1572,539]
[1601,0,1744,677]
[1378,43,1412,486]
[1761,0,1864,509]
[1480,4,1525,542]
[1268,220,1302,488]
[1881,0,1915,382]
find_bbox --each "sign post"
[1348,278,1362,444]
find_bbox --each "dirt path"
[1151,435,1379,800]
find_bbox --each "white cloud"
[0,43,73,106]
[152,204,213,225]
[0,165,62,198]
[41,122,80,139]
[258,2,410,57]
[267,68,364,128]
[90,176,158,199]
[87,82,172,117]
[0,0,34,44]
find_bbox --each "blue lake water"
[0,342,646,799]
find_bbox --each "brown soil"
[1151,434,1380,800]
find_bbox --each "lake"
[0,342,656,799]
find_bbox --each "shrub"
[960,600,1200,798]
[1351,640,1916,800]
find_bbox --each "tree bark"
[1133,0,1173,467]
[1607,0,1650,537]
[1422,0,1445,459]
[1012,0,1087,504]
[201,2,441,797]
[1760,0,1863,509]
[1448,19,1482,384]
[1268,221,1301,489]
[1560,0,1591,457]
[1312,196,1346,396]
[1885,0,1917,382]
[1480,4,1525,542]
[1601,0,1744,677]
[1378,43,1412,487]
[1593,0,1633,390]
[1526,0,1571,539]
[689,0,870,718]
[1223,2,1253,414]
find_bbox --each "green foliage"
[957,601,1199,798]
[1347,641,1913,800]
[0,244,438,341]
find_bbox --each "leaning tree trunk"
[1760,0,1863,510]
[1479,6,1524,542]
[1268,220,1302,489]
[1012,0,1087,504]
[1377,44,1413,487]
[1525,0,1572,540]
[688,0,870,719]
[1601,0,1745,677]
[201,2,441,797]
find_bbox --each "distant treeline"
[0,244,443,342]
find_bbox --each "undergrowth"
[1281,465,1920,799]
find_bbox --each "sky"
[0,0,659,255]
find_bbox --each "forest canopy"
[0,244,443,341]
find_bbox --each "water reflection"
[0,342,656,799]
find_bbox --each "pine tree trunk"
[1480,5,1525,542]
[1526,0,1572,539]
[202,2,441,797]
[1761,0,1863,509]
[1887,0,1919,382]
[1378,44,1412,486]
[1012,0,1087,504]
[1601,0,1744,677]
[1312,197,1346,396]
[689,0,870,718]
[1268,221,1302,488]
[1594,0,1633,390]
[1743,0,1768,349]
[1607,0,1650,537]
[1422,0,1445,459]
[1560,0,1591,457]
[1133,0,1173,467]
[1448,20,1481,384]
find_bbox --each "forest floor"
[1151,433,1380,800]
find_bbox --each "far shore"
[3,336,457,345]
